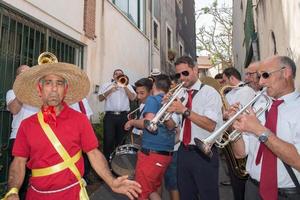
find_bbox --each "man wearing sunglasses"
[168,56,223,200]
[232,55,300,200]
[245,62,263,92]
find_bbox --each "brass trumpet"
[38,52,58,65]
[194,87,270,157]
[116,74,129,87]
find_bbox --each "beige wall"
[254,0,300,90]
[3,0,151,122]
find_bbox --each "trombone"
[194,87,270,157]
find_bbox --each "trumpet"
[116,74,129,87]
[194,87,270,157]
[144,82,185,132]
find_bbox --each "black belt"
[105,111,127,115]
[249,176,300,196]
[141,148,173,156]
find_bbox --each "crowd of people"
[2,54,300,200]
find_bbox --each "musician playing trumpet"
[231,56,300,200]
[98,69,136,160]
[167,56,223,200]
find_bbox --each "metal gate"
[0,3,84,195]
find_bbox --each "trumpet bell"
[116,74,129,87]
[38,52,58,65]
[194,138,213,158]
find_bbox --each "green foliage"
[92,112,105,151]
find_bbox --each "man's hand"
[124,120,133,131]
[232,107,267,136]
[167,97,186,114]
[111,175,142,200]
[223,102,240,120]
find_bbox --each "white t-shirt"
[243,91,300,187]
[6,89,39,139]
[69,98,93,119]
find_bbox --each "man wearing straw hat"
[3,61,141,200]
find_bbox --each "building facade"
[0,0,196,193]
[232,0,300,89]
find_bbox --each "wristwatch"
[183,109,191,118]
[258,131,270,143]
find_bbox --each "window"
[153,19,160,49]
[112,0,145,32]
[166,25,173,50]
[179,42,184,56]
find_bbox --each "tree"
[196,0,233,68]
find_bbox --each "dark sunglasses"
[258,67,285,79]
[175,70,189,79]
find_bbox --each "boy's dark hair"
[223,67,241,81]
[174,56,195,68]
[134,78,153,92]
[154,74,171,93]
[214,73,223,79]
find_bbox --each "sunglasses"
[175,70,189,79]
[258,67,286,79]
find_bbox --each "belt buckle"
[114,111,121,115]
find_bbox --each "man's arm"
[123,86,136,101]
[5,157,27,199]
[231,137,247,159]
[7,98,23,115]
[98,84,118,102]
[87,148,141,200]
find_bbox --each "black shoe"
[220,180,231,186]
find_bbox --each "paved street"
[88,156,234,200]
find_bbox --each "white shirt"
[69,98,93,119]
[179,80,223,143]
[243,91,300,187]
[99,82,136,112]
[132,103,145,135]
[225,82,256,107]
[6,89,39,139]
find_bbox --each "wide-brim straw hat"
[13,62,90,107]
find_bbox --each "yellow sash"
[35,112,89,199]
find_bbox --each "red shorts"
[135,151,172,200]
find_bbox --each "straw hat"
[13,62,90,107]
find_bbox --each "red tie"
[183,90,193,146]
[78,100,87,114]
[255,99,284,200]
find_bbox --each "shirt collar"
[189,79,201,91]
[276,91,300,104]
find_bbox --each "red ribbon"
[41,105,57,126]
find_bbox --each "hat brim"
[13,62,90,107]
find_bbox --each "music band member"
[98,69,137,160]
[168,56,223,200]
[245,62,263,92]
[125,78,153,145]
[232,56,300,200]
[3,62,141,200]
[126,74,178,200]
[222,67,256,200]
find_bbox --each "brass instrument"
[127,107,140,120]
[38,52,58,65]
[194,87,270,156]
[144,82,185,132]
[116,74,129,87]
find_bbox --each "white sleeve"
[6,89,15,111]
[98,82,113,95]
[237,87,256,107]
[203,88,223,123]
[83,98,93,119]
[127,84,137,97]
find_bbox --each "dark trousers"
[103,112,128,160]
[9,139,30,200]
[177,143,220,200]
[226,158,246,200]
[245,178,300,200]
